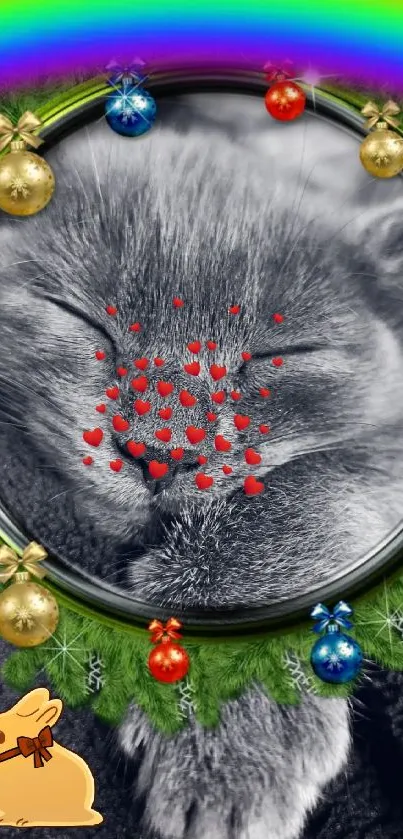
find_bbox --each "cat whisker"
[46,485,89,505]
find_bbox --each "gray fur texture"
[0,93,402,838]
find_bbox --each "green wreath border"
[0,74,403,734]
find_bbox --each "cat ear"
[346,193,403,324]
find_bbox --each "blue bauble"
[105,83,156,137]
[310,626,363,684]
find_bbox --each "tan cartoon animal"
[0,688,103,827]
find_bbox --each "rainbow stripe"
[1,2,403,91]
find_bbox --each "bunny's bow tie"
[17,725,54,768]
[0,724,54,768]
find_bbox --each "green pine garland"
[1,74,403,733]
[2,569,403,733]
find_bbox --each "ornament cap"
[9,139,26,152]
[326,623,340,634]
[374,121,389,131]
[14,571,30,583]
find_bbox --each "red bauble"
[265,81,306,122]
[148,638,190,684]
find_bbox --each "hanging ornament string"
[0,542,59,647]
[359,99,403,179]
[0,111,55,217]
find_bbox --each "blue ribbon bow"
[310,601,353,634]
[105,58,148,86]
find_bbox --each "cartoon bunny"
[0,688,103,827]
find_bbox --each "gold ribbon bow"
[361,100,401,130]
[0,542,47,584]
[0,111,44,154]
[148,617,183,644]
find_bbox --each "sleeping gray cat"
[0,95,403,839]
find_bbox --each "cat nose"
[125,444,198,494]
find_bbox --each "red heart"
[134,399,151,416]
[210,364,227,381]
[154,357,165,367]
[134,358,149,370]
[131,376,149,393]
[110,459,123,472]
[159,407,173,420]
[184,361,200,376]
[127,441,146,458]
[96,403,106,414]
[112,415,130,432]
[187,341,201,354]
[83,428,103,447]
[229,305,240,315]
[173,297,184,308]
[245,447,262,465]
[230,390,241,401]
[195,473,214,490]
[106,305,117,316]
[241,352,252,362]
[234,414,251,431]
[157,381,174,397]
[170,448,184,461]
[129,322,141,332]
[155,428,172,443]
[197,455,208,465]
[215,434,232,452]
[259,388,271,398]
[95,350,106,360]
[244,476,264,496]
[273,313,284,323]
[149,460,169,479]
[206,411,217,422]
[222,465,232,475]
[179,390,197,408]
[117,366,128,376]
[82,456,93,466]
[106,386,119,400]
[259,424,270,434]
[272,357,284,367]
[212,391,226,404]
[186,426,206,445]
[206,340,217,350]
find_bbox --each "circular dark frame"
[1,71,402,637]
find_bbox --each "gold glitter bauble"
[0,573,59,647]
[0,141,55,216]
[359,122,403,178]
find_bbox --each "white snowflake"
[325,651,344,672]
[85,652,105,694]
[9,176,30,199]
[178,676,197,718]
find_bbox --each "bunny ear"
[12,688,50,717]
[35,698,63,727]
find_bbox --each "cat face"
[0,98,403,609]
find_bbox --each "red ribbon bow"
[17,725,54,768]
[263,60,294,83]
[148,617,183,644]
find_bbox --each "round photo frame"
[0,70,403,640]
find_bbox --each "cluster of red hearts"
[82,299,285,496]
